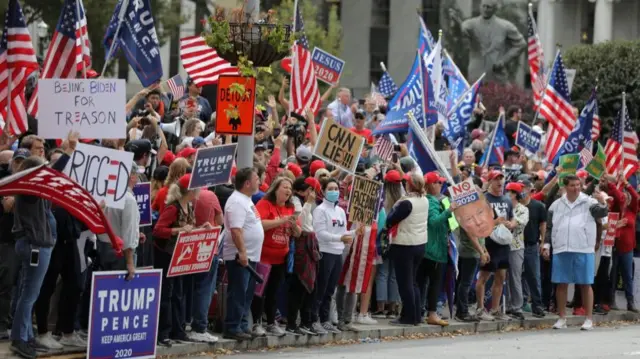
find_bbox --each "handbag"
[489,224,513,246]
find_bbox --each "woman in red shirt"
[152,158,190,213]
[251,177,301,337]
[613,178,639,311]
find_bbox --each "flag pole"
[447,73,485,118]
[100,0,129,77]
[481,114,501,168]
[288,0,299,117]
[417,51,427,131]
[408,112,455,185]
[5,69,12,135]
[532,47,561,127]
[75,0,88,78]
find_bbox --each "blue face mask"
[325,190,340,203]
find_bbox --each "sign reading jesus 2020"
[87,269,161,359]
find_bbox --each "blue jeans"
[522,244,543,310]
[11,240,53,342]
[613,251,634,301]
[192,256,219,333]
[224,260,257,335]
[375,258,399,303]
[456,257,479,316]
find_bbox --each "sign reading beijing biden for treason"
[87,269,161,359]
[314,117,365,173]
[38,79,126,140]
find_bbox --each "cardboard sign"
[87,269,161,359]
[189,144,237,189]
[64,143,134,209]
[449,178,495,239]
[604,212,619,247]
[133,182,151,227]
[314,117,365,173]
[167,227,222,277]
[38,79,126,139]
[515,122,542,154]
[348,176,382,225]
[585,142,607,179]
[311,47,345,85]
[436,150,457,170]
[215,75,256,135]
[558,153,580,187]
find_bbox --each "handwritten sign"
[38,79,126,139]
[311,47,345,86]
[348,176,382,225]
[64,143,134,209]
[215,75,256,135]
[314,117,365,173]
[189,144,237,189]
[87,269,161,359]
[168,227,222,277]
[604,212,619,247]
[515,122,542,154]
[133,182,151,227]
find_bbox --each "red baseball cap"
[287,162,303,177]
[383,170,402,183]
[161,151,176,166]
[231,165,237,177]
[577,169,588,179]
[178,174,191,189]
[178,147,197,159]
[487,170,504,181]
[424,171,446,185]
[304,177,321,193]
[310,160,326,177]
[505,182,524,193]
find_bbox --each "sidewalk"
[2,310,638,358]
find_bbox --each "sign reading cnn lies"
[314,117,365,173]
[348,176,382,225]
[64,144,134,209]
[38,79,126,140]
[167,227,222,277]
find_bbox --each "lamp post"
[36,20,49,58]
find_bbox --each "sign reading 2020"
[311,47,345,86]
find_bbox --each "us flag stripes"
[289,0,321,113]
[604,93,639,178]
[167,74,185,100]
[179,36,237,86]
[339,223,377,294]
[527,5,545,109]
[373,135,394,162]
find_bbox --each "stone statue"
[449,0,526,84]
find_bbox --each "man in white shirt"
[222,168,264,341]
[327,88,354,128]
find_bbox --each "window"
[371,0,390,27]
[421,0,440,35]
[370,53,388,86]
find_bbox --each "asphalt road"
[185,323,640,359]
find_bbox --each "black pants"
[390,244,423,325]
[0,241,18,330]
[251,263,285,326]
[594,256,612,305]
[456,257,479,316]
[416,258,445,316]
[154,246,187,341]
[311,252,343,323]
[286,274,316,329]
[541,254,555,309]
[34,239,82,335]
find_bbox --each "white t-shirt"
[222,190,265,262]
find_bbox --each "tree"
[0,0,186,77]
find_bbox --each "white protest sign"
[38,79,126,140]
[64,143,134,209]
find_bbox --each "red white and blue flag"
[166,74,185,100]
[339,223,377,294]
[179,36,237,86]
[373,135,394,162]
[290,0,321,113]
[604,93,639,178]
[527,5,545,109]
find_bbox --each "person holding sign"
[252,177,301,337]
[384,172,429,326]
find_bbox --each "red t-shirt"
[153,186,169,213]
[255,199,296,265]
[193,189,222,226]
[350,127,374,144]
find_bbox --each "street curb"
[35,311,640,358]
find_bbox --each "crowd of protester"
[0,76,638,359]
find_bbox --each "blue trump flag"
[104,0,163,87]
[480,114,510,167]
[446,77,482,157]
[547,90,598,180]
[406,117,452,184]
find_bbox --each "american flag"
[29,0,92,118]
[179,36,237,86]
[373,135,394,162]
[339,223,377,294]
[369,82,387,107]
[377,71,397,98]
[290,0,321,113]
[527,6,545,108]
[580,146,594,166]
[604,94,639,178]
[592,110,601,141]
[0,0,38,135]
[166,74,185,99]
[540,52,576,163]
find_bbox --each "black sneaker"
[455,313,479,322]
[299,325,317,336]
[157,339,173,348]
[508,312,525,320]
[223,332,252,341]
[532,308,546,318]
[11,340,36,359]
[593,305,607,315]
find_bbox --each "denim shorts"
[552,252,595,285]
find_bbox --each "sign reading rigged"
[189,144,237,189]
[87,269,161,359]
[38,79,126,139]
[215,76,256,135]
[168,227,222,277]
[314,117,365,173]
[133,183,152,227]
[449,178,494,238]
[348,176,382,225]
[64,143,134,209]
[311,47,345,86]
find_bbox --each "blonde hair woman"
[152,158,190,213]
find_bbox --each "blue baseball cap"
[192,137,205,147]
[13,149,30,160]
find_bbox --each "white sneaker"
[581,319,593,331]
[35,332,63,350]
[553,318,568,329]
[355,313,378,325]
[476,308,495,321]
[188,331,219,343]
[266,324,286,337]
[252,323,267,337]
[59,332,87,348]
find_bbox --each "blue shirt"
[327,99,353,128]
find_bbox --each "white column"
[593,0,614,43]
[536,0,556,69]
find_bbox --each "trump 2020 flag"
[446,77,482,157]
[103,0,163,87]
[339,223,377,294]
[480,114,510,167]
[424,36,448,126]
